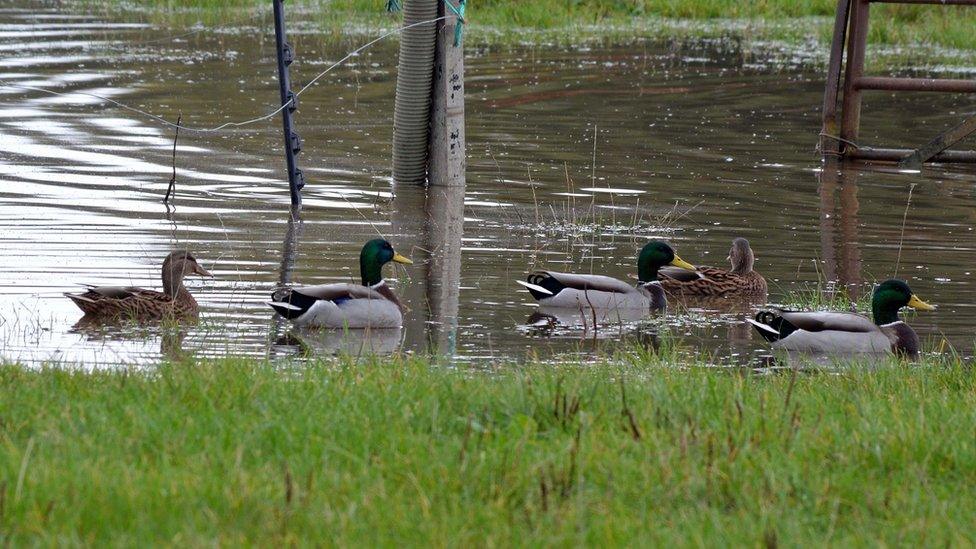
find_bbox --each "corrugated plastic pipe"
[392,0,439,184]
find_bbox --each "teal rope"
[387,0,465,46]
[449,0,465,47]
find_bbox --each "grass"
[87,0,976,52]
[777,279,874,313]
[2,351,976,544]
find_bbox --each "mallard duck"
[748,279,935,358]
[517,241,696,311]
[268,239,413,328]
[659,237,766,296]
[64,250,211,319]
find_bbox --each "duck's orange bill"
[669,256,696,271]
[908,294,935,311]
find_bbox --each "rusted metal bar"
[898,113,976,167]
[870,0,976,4]
[820,0,853,156]
[855,76,976,93]
[849,146,976,163]
[839,0,870,152]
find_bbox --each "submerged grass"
[2,352,976,544]
[90,0,976,52]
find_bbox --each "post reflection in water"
[818,162,863,300]
[269,208,304,358]
[392,183,465,358]
[278,207,304,287]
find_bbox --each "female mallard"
[268,239,413,328]
[659,237,766,296]
[64,250,211,320]
[517,241,696,311]
[748,279,935,358]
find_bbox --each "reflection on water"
[276,327,404,357]
[819,162,864,300]
[1,5,975,367]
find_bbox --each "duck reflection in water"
[70,316,190,363]
[276,327,404,357]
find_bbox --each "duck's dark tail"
[268,288,311,320]
[64,292,98,315]
[516,272,564,301]
[747,310,797,343]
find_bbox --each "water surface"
[1,4,975,366]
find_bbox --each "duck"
[64,250,211,320]
[659,237,766,296]
[268,239,413,328]
[748,279,935,358]
[517,241,697,311]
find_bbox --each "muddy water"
[1,4,975,366]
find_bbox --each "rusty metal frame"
[822,0,976,164]
[820,0,853,156]
[898,114,976,167]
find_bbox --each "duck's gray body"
[269,281,404,329]
[749,310,920,357]
[520,271,666,311]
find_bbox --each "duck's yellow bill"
[908,294,936,311]
[393,253,413,265]
[670,256,696,271]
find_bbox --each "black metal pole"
[273,0,303,208]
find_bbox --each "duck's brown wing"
[658,266,706,283]
[78,285,145,300]
[66,286,172,317]
[660,267,766,296]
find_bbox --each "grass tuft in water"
[777,279,874,313]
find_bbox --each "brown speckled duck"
[64,250,211,320]
[659,237,766,297]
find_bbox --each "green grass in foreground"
[2,354,976,544]
[102,0,976,51]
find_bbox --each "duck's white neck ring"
[369,279,387,290]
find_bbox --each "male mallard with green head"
[659,237,766,296]
[517,241,697,311]
[748,279,935,358]
[64,250,211,320]
[268,239,413,328]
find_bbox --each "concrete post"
[428,0,465,187]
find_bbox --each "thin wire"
[0,15,452,134]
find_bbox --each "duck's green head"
[872,279,935,325]
[360,239,412,286]
[637,241,696,282]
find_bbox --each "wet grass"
[777,279,874,313]
[2,351,976,544]
[90,0,976,52]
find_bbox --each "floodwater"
[1,4,975,367]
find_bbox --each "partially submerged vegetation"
[91,0,976,52]
[2,352,976,544]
